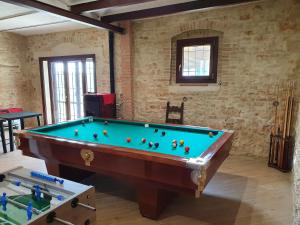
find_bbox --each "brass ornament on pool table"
[80,149,94,166]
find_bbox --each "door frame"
[39,54,96,124]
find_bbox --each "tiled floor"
[0,149,292,225]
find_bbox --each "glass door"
[43,55,96,124]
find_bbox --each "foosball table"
[0,167,96,225]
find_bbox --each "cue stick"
[278,87,286,167]
[271,84,280,164]
[286,81,294,137]
[279,82,291,167]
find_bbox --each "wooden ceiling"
[0,0,259,34]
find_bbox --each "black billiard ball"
[154,143,159,148]
[162,131,166,136]
[149,142,153,147]
[93,133,98,139]
[104,121,108,125]
[154,128,158,132]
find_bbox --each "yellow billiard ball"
[103,130,107,135]
[208,132,213,137]
[179,140,184,146]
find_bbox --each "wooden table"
[0,112,42,152]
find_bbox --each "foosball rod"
[6,198,42,215]
[53,217,75,225]
[47,212,75,225]
[5,178,64,201]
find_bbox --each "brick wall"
[25,29,111,114]
[131,0,300,157]
[0,33,31,110]
[0,0,298,158]
[115,21,134,120]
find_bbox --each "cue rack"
[268,80,295,172]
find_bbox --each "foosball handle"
[46,212,75,225]
[71,198,96,211]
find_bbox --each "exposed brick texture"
[115,21,134,120]
[131,0,300,157]
[0,33,31,110]
[25,29,111,116]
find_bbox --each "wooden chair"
[165,101,184,124]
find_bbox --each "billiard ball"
[149,142,153,147]
[103,130,107,135]
[154,128,158,133]
[172,143,177,148]
[208,132,213,137]
[162,131,166,136]
[127,138,131,143]
[74,129,79,135]
[154,143,159,148]
[185,146,190,153]
[93,133,98,139]
[172,140,177,143]
[179,140,184,146]
[141,138,146,143]
[104,121,108,125]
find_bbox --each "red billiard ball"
[184,146,190,153]
[141,138,146,143]
[127,137,131,143]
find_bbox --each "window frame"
[176,36,219,84]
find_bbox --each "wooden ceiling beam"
[71,0,156,14]
[101,0,259,23]
[0,0,124,33]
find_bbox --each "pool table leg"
[137,184,176,219]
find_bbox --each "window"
[176,37,219,83]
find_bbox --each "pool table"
[17,117,234,219]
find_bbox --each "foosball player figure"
[33,185,42,201]
[1,192,7,211]
[27,202,33,221]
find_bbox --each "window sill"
[168,83,220,93]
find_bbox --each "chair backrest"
[165,101,184,124]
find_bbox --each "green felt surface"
[0,194,50,225]
[29,118,224,159]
